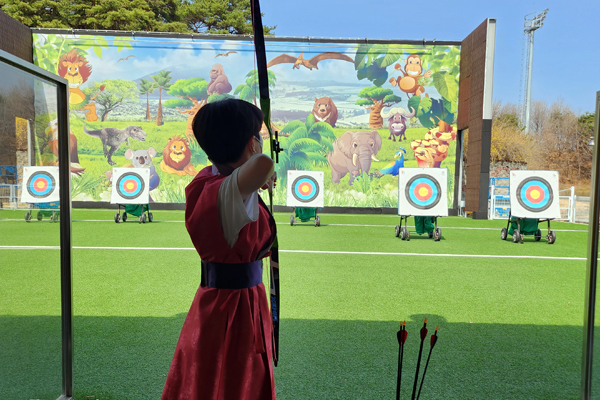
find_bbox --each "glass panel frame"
[0,48,72,399]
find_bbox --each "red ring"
[525,185,545,204]
[414,182,432,201]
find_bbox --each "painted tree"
[138,79,158,121]
[152,70,173,126]
[275,114,336,185]
[165,77,209,139]
[354,43,406,86]
[234,69,276,105]
[85,79,138,122]
[355,86,402,129]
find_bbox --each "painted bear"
[311,97,338,127]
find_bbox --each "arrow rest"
[272,130,284,163]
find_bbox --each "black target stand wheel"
[122,212,127,222]
[500,228,507,240]
[395,225,401,237]
[139,213,147,224]
[547,230,556,245]
[37,211,43,221]
[148,212,153,222]
[434,227,442,242]
[25,211,32,222]
[290,214,295,226]
[314,216,320,227]
[512,229,521,244]
[114,212,120,223]
[535,229,542,242]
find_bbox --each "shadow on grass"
[0,314,586,400]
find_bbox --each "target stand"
[21,167,61,223]
[286,170,324,227]
[110,168,153,224]
[395,168,448,241]
[500,170,560,244]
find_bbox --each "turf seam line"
[0,245,587,260]
[0,219,588,232]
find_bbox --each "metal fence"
[488,184,589,223]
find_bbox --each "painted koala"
[125,147,160,191]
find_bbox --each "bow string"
[251,0,282,366]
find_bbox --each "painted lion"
[160,136,198,176]
[57,49,92,105]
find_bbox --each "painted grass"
[0,209,595,399]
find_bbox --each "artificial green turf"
[0,209,594,399]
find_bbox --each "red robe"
[161,166,276,400]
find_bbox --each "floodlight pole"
[522,9,548,133]
[582,91,600,399]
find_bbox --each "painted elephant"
[327,130,383,185]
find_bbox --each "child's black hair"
[192,99,264,164]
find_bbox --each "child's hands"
[261,171,277,193]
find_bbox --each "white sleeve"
[217,167,260,248]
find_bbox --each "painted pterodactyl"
[117,55,135,62]
[267,51,353,70]
[215,51,238,58]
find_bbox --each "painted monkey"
[389,54,432,98]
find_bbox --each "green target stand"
[396,168,448,241]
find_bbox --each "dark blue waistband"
[201,260,263,289]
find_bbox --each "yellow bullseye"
[300,184,310,194]
[36,181,45,189]
[530,189,540,200]
[126,182,135,191]
[418,187,430,197]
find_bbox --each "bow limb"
[251,0,280,367]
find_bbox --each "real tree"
[0,0,274,34]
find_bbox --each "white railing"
[0,184,25,209]
[489,185,585,223]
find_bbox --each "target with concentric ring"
[26,171,56,199]
[516,177,553,213]
[116,172,145,200]
[405,174,441,210]
[292,175,320,204]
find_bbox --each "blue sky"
[261,0,600,114]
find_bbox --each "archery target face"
[509,170,560,219]
[21,167,60,203]
[398,168,448,216]
[110,168,150,204]
[286,170,324,208]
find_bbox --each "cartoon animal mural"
[81,85,105,122]
[327,130,383,185]
[381,107,416,141]
[83,122,147,166]
[125,147,160,191]
[160,135,198,177]
[215,51,237,58]
[389,54,432,98]
[267,51,353,70]
[312,97,338,127]
[45,119,85,175]
[57,49,92,105]
[376,147,406,177]
[207,64,232,95]
[410,122,456,168]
